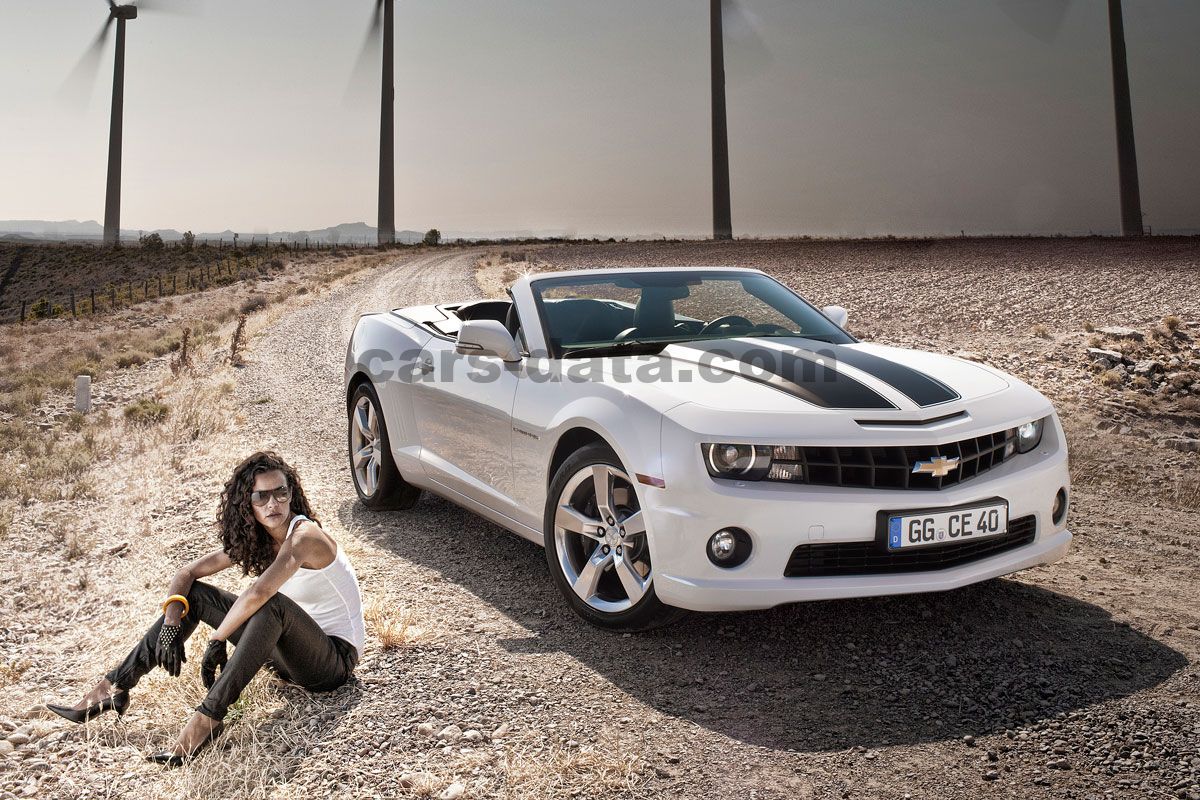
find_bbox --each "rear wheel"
[544,442,686,631]
[348,382,421,510]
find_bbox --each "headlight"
[702,443,772,480]
[1015,417,1046,454]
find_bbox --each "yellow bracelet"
[162,594,190,619]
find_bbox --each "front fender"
[510,381,675,531]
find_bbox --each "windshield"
[529,271,854,357]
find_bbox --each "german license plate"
[886,501,1009,550]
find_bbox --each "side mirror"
[822,305,849,328]
[456,319,522,362]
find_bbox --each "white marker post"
[74,375,92,414]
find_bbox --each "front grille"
[784,515,1037,578]
[766,428,1019,490]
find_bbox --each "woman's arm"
[163,550,234,626]
[208,527,329,642]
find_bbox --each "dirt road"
[5,245,1198,799]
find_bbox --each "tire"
[347,381,421,510]
[543,442,686,632]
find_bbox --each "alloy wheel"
[350,395,382,497]
[553,463,651,613]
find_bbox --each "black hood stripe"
[828,345,960,407]
[668,340,897,410]
[669,338,960,409]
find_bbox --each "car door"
[411,334,521,513]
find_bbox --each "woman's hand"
[155,623,186,677]
[201,639,228,689]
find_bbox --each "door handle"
[417,358,434,374]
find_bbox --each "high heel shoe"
[45,690,130,724]
[146,721,224,768]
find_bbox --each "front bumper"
[655,528,1071,612]
[644,414,1073,612]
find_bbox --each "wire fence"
[0,238,379,325]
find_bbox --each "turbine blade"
[133,0,204,16]
[721,0,774,83]
[342,0,384,108]
[998,0,1071,43]
[56,16,114,109]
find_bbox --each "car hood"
[584,337,1027,419]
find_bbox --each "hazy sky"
[3,0,1199,236]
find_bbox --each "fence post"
[111,285,117,308]
[71,290,76,317]
[90,288,96,314]
[173,274,177,294]
[158,275,163,296]
[20,300,25,323]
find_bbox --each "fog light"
[1052,488,1069,526]
[707,528,752,568]
[710,531,737,560]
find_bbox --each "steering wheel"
[753,323,793,335]
[699,315,755,335]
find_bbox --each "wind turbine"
[64,0,187,246]
[1002,0,1144,235]
[349,1,396,246]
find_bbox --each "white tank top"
[276,514,365,656]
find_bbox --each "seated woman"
[46,451,365,767]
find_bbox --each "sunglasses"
[250,485,292,507]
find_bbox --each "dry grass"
[500,742,651,799]
[1097,369,1125,388]
[0,658,29,689]
[1170,475,1200,511]
[363,599,426,650]
[1030,322,1050,339]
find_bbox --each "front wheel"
[543,443,686,631]
[347,382,421,510]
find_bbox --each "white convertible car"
[345,267,1071,630]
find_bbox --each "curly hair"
[217,451,320,576]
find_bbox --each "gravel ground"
[2,240,1198,799]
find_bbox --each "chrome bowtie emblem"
[912,456,961,477]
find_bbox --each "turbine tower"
[378,0,395,246]
[710,0,732,241]
[104,2,136,246]
[1107,0,1143,236]
[351,0,396,246]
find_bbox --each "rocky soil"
[1,239,1198,799]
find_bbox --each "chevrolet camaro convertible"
[345,267,1071,630]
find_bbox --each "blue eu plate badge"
[888,517,902,548]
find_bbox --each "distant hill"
[0,220,426,245]
[0,220,588,244]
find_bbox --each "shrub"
[124,397,170,425]
[423,228,441,246]
[1097,369,1124,387]
[29,297,64,319]
[115,351,150,368]
[1163,314,1181,331]
[170,327,192,375]
[229,313,248,366]
[240,294,268,314]
[181,230,196,251]
[1030,323,1050,339]
[139,232,165,251]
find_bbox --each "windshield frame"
[528,270,857,359]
